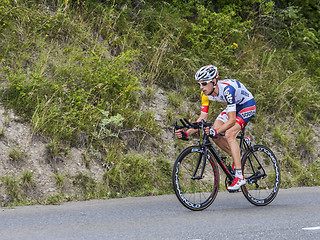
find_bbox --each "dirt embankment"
[0,87,174,205]
[0,104,107,205]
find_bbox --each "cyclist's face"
[199,79,216,95]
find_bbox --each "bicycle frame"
[194,128,252,183]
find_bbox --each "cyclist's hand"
[175,129,188,141]
[205,127,217,138]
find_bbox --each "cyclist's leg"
[212,111,232,156]
[214,113,245,190]
[231,99,256,170]
[224,123,242,170]
[224,122,247,191]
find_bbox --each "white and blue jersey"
[201,79,256,129]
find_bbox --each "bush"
[103,153,172,195]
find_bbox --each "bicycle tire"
[241,145,280,206]
[172,146,219,211]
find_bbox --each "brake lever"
[174,120,189,141]
[200,119,214,136]
[173,121,179,134]
[201,119,212,127]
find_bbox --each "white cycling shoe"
[227,176,246,191]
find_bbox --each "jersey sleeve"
[223,85,236,112]
[201,92,209,114]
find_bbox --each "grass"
[0,173,36,206]
[54,172,66,192]
[103,152,172,196]
[21,170,34,187]
[9,147,27,162]
[273,126,290,147]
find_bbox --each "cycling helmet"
[195,65,218,81]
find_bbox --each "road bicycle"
[172,119,280,211]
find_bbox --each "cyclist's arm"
[186,112,207,136]
[214,85,237,133]
[176,92,209,138]
[184,92,209,136]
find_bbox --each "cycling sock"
[235,169,243,178]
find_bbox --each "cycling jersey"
[201,79,256,129]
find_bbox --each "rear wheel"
[241,145,280,206]
[172,146,219,211]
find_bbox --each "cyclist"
[175,65,256,191]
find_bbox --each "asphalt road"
[1,187,320,240]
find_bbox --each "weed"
[140,87,155,104]
[273,126,290,147]
[46,140,69,162]
[168,91,183,108]
[44,193,68,205]
[0,126,5,137]
[309,161,320,185]
[94,110,125,139]
[82,153,91,169]
[72,172,97,199]
[103,153,172,195]
[54,172,65,191]
[21,170,34,187]
[9,147,27,162]
[295,126,314,159]
[1,175,23,203]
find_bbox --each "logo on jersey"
[224,88,233,104]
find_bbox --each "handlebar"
[174,118,212,130]
[174,119,213,141]
[174,118,246,141]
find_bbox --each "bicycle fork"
[192,148,208,180]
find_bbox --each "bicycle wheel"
[172,146,219,211]
[241,145,280,206]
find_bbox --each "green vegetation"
[0,173,36,206]
[0,0,319,206]
[103,153,172,197]
[9,147,27,162]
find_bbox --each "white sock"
[235,169,243,178]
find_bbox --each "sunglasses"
[198,81,212,86]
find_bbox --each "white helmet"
[195,65,218,81]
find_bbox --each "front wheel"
[172,146,219,211]
[241,145,280,206]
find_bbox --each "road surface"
[1,187,320,240]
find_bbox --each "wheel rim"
[242,146,280,205]
[173,148,219,210]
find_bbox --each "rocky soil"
[0,105,103,205]
[0,86,175,206]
